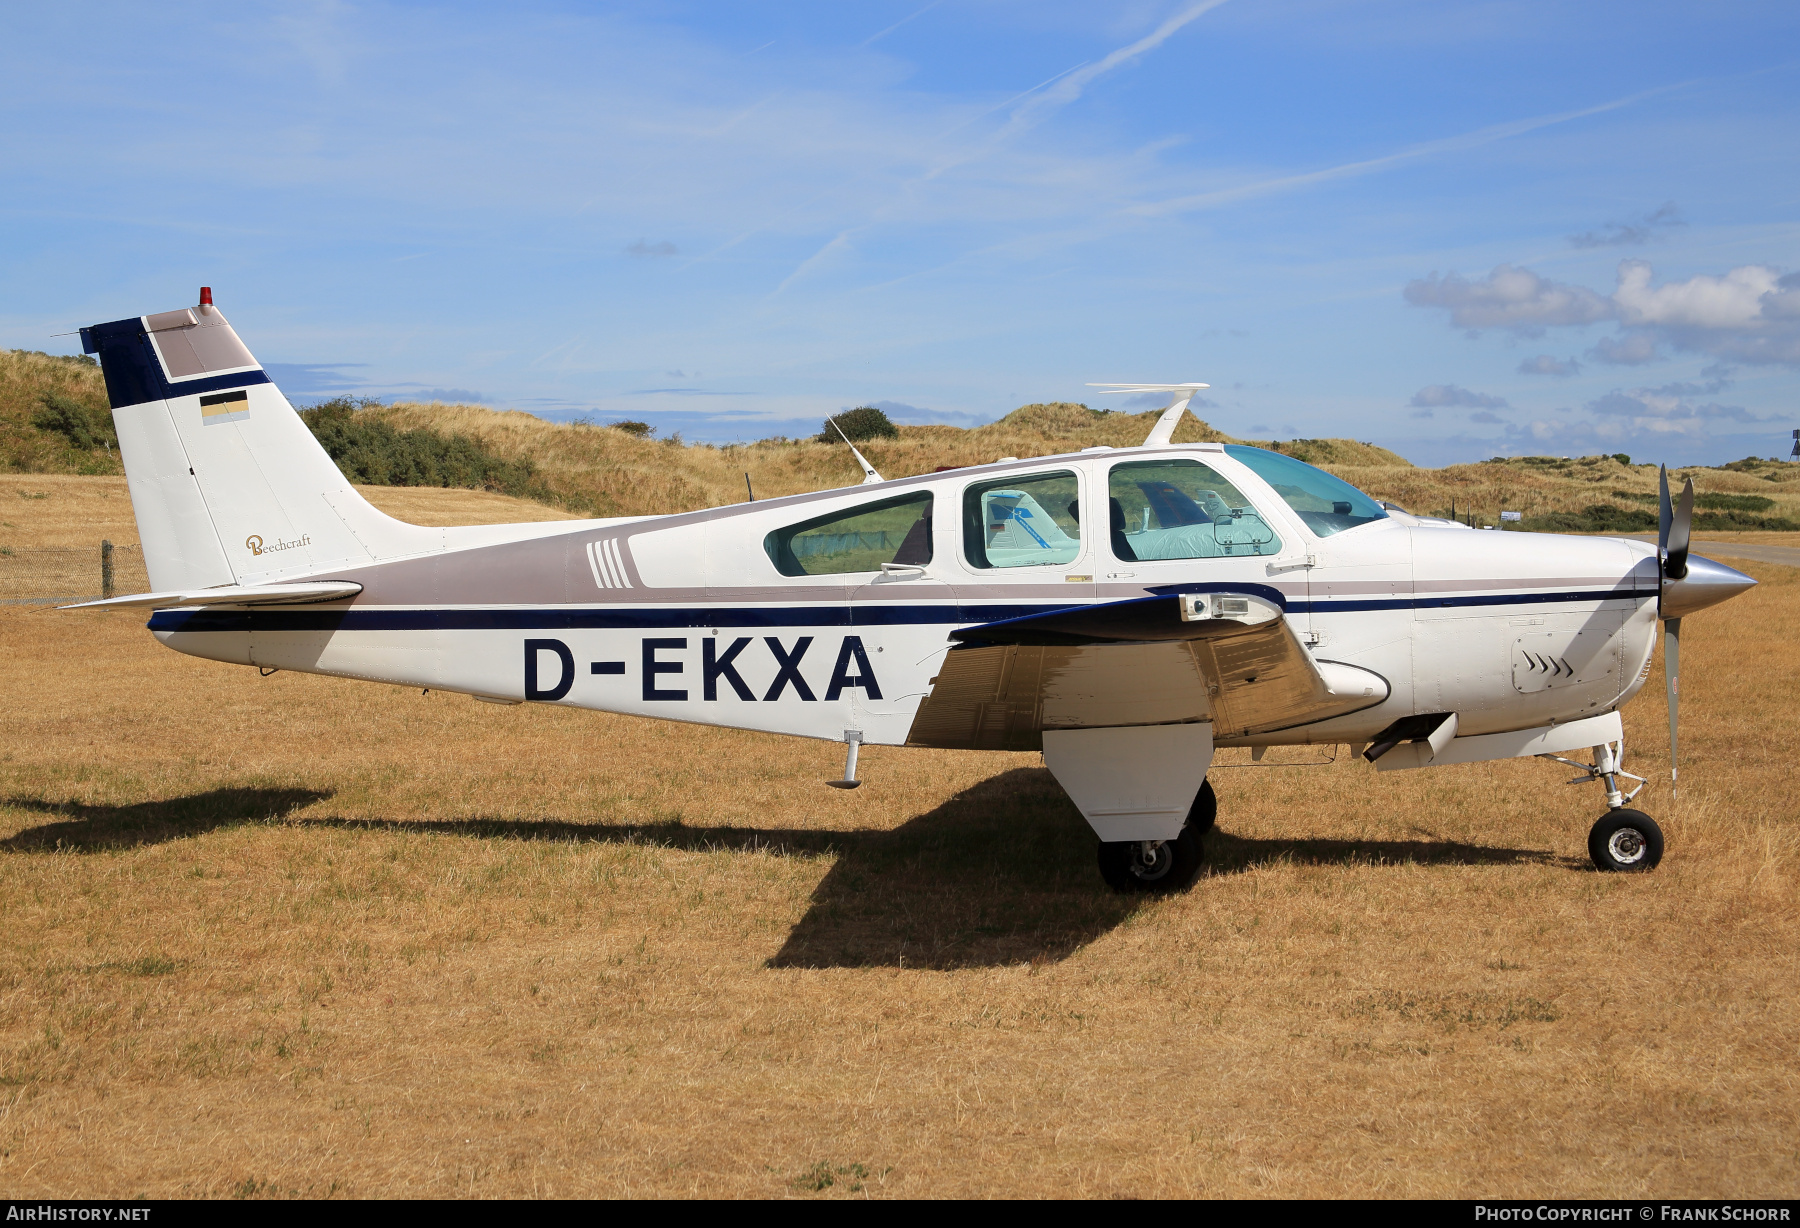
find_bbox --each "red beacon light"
[198,286,213,314]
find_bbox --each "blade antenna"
[1086,382,1211,448]
[829,417,885,485]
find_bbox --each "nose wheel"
[1541,740,1665,872]
[1588,809,1664,872]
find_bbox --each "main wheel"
[1187,778,1217,835]
[1098,823,1204,894]
[1588,809,1664,872]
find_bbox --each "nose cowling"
[1661,554,1757,620]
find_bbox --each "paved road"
[1622,534,1800,568]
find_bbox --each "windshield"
[1222,445,1388,538]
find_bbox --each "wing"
[906,592,1387,750]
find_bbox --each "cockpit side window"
[1106,459,1283,560]
[961,470,1082,569]
[1222,445,1388,537]
[763,491,933,577]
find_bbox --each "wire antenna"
[828,417,885,485]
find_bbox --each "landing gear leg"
[1540,739,1662,872]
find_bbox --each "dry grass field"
[0,485,1795,1198]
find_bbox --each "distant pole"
[744,472,755,502]
[101,539,114,599]
[1791,428,1798,461]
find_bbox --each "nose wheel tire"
[1588,809,1664,872]
[1098,822,1205,894]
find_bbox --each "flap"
[912,592,1389,748]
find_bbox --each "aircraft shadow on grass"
[1,772,1554,969]
[0,788,332,851]
[308,767,1554,971]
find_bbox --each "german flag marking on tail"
[200,390,249,425]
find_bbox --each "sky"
[3,1,1798,467]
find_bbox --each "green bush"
[298,398,540,495]
[32,392,117,451]
[818,406,898,444]
[1694,491,1774,512]
[1523,502,1796,534]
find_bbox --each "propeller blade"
[1667,477,1693,582]
[1658,464,1672,558]
[1665,616,1681,806]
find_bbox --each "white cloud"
[1409,383,1509,410]
[1587,333,1661,365]
[1585,386,1767,437]
[1518,354,1581,377]
[1568,201,1683,250]
[1409,260,1800,366]
[1613,260,1778,329]
[1403,265,1614,334]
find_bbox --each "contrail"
[1130,82,1693,217]
[858,0,945,48]
[998,0,1231,138]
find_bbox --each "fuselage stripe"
[147,587,1644,634]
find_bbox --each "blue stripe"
[1316,586,1642,613]
[147,588,1644,635]
[148,603,1059,634]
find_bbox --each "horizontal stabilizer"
[60,582,363,611]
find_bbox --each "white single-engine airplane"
[70,292,1757,891]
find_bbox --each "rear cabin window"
[1107,458,1282,561]
[962,470,1082,569]
[763,491,933,577]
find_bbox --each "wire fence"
[0,543,150,604]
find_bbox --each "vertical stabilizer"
[82,292,441,590]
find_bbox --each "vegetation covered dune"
[5,347,1797,533]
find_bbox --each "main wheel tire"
[1588,809,1664,872]
[1186,778,1217,835]
[1098,823,1204,894]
